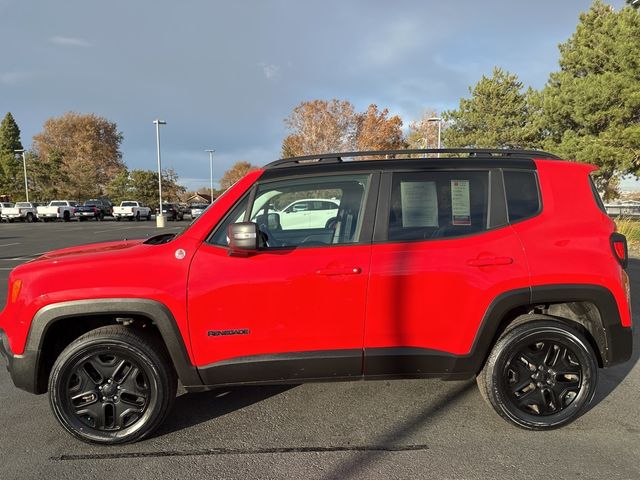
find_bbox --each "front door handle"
[467,256,513,267]
[316,267,362,276]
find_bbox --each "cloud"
[49,36,92,48]
[259,63,281,81]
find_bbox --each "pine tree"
[538,1,640,198]
[442,68,538,149]
[0,112,24,198]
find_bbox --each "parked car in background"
[0,202,14,219]
[37,200,78,222]
[278,198,339,229]
[189,203,209,219]
[158,202,185,221]
[75,199,113,221]
[113,201,151,221]
[1,201,38,222]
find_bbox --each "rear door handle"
[316,267,362,276]
[467,256,513,267]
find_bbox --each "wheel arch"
[469,284,631,374]
[24,299,202,394]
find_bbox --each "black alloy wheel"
[49,326,176,444]
[477,316,597,430]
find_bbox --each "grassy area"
[615,217,640,256]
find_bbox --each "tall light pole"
[205,149,215,203]
[427,117,442,157]
[14,149,28,202]
[153,120,167,228]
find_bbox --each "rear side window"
[588,176,607,214]
[387,171,489,241]
[503,170,540,222]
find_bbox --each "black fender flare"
[18,299,202,393]
[467,284,631,372]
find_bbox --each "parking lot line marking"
[0,242,19,247]
[52,443,430,461]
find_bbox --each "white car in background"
[0,202,14,217]
[189,203,209,219]
[37,200,78,222]
[1,202,38,222]
[278,198,339,229]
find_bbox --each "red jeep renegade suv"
[0,149,633,444]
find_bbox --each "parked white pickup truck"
[1,201,38,222]
[113,201,152,221]
[37,200,78,222]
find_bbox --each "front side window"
[246,174,371,248]
[387,171,489,241]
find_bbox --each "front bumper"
[0,329,39,394]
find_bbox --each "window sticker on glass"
[451,179,471,225]
[400,181,438,227]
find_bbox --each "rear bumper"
[0,329,39,394]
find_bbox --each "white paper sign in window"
[451,179,471,225]
[400,181,438,227]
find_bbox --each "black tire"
[26,212,34,223]
[63,211,71,222]
[477,315,597,430]
[97,212,104,221]
[135,212,141,222]
[147,212,152,221]
[115,217,121,222]
[48,325,177,444]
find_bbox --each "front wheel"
[48,325,177,444]
[477,316,597,430]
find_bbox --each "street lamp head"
[427,117,442,122]
[205,149,215,153]
[153,120,167,125]
[14,149,25,153]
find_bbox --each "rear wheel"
[135,212,141,222]
[477,316,597,430]
[49,325,177,444]
[63,211,71,222]
[26,212,34,223]
[146,212,152,221]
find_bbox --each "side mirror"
[228,222,259,254]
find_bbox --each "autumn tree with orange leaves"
[32,112,125,199]
[220,161,259,190]
[355,104,405,152]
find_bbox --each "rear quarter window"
[503,170,540,222]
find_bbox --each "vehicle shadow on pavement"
[319,380,476,480]
[587,258,640,412]
[151,385,296,438]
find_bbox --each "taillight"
[57,207,61,213]
[611,233,628,268]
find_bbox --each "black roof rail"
[264,148,560,169]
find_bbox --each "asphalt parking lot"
[0,220,639,480]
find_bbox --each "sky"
[0,0,629,192]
